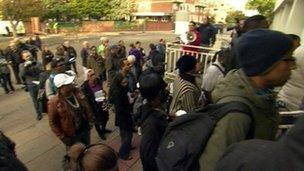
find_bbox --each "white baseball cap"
[54,73,75,88]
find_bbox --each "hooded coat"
[199,69,279,171]
[215,115,304,171]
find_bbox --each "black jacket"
[109,82,133,129]
[63,46,77,59]
[81,80,109,125]
[215,115,304,171]
[197,23,217,46]
[139,105,168,171]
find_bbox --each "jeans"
[27,84,41,117]
[119,127,133,159]
[0,73,14,93]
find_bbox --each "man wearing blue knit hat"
[199,29,296,171]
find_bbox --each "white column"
[285,0,304,35]
[279,2,292,32]
[175,11,190,35]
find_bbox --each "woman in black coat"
[81,69,110,140]
[109,72,133,160]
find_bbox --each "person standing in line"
[169,55,201,116]
[117,40,127,59]
[87,46,106,83]
[0,49,14,94]
[109,72,134,160]
[200,29,295,171]
[19,50,43,120]
[6,42,22,84]
[138,73,168,171]
[81,69,111,140]
[80,41,90,67]
[63,41,78,75]
[45,57,67,100]
[41,46,54,70]
[48,73,93,147]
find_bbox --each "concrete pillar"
[175,11,190,35]
[272,9,283,30]
[285,0,304,35]
[279,2,292,32]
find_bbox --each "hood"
[212,69,274,110]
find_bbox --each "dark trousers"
[82,58,87,68]
[95,123,108,138]
[118,127,133,159]
[12,64,21,84]
[27,84,41,117]
[0,73,14,93]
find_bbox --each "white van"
[0,21,26,36]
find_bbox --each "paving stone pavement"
[0,32,178,170]
[0,87,143,171]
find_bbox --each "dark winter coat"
[63,46,77,60]
[197,23,217,46]
[216,115,304,171]
[139,105,168,171]
[109,80,133,129]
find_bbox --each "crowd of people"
[1,14,304,171]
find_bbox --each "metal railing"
[164,43,220,81]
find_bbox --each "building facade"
[272,0,304,43]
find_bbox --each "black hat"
[236,29,293,76]
[139,73,166,100]
[176,55,197,73]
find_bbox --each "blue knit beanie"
[236,29,293,76]
[176,55,197,73]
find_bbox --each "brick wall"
[146,21,173,31]
[151,2,172,13]
[23,20,173,34]
[80,21,115,32]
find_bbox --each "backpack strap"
[210,101,254,138]
[209,101,252,121]
[212,63,225,75]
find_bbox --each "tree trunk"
[9,20,19,38]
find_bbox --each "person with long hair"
[109,72,134,160]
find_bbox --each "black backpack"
[156,101,252,171]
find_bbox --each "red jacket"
[183,30,201,52]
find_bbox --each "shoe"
[36,115,42,121]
